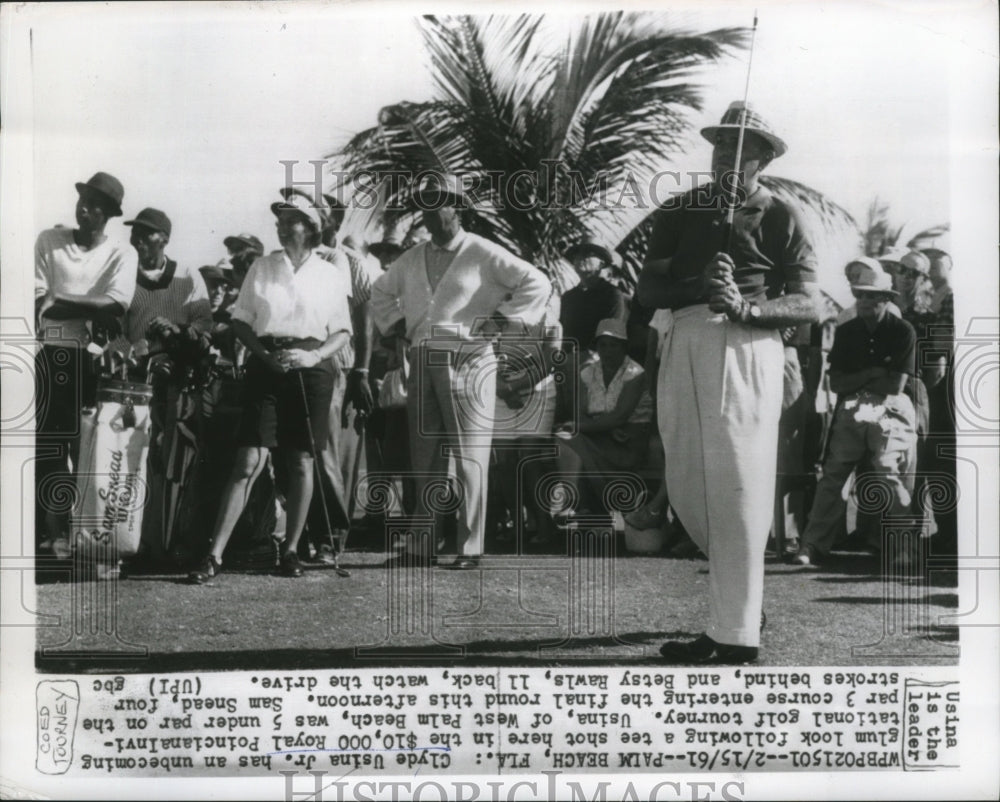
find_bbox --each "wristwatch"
[728,298,761,324]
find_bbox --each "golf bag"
[72,379,153,563]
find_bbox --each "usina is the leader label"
[36,680,80,774]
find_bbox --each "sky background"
[5,0,997,304]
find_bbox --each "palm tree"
[862,196,905,257]
[335,12,856,291]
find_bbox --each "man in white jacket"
[370,174,550,568]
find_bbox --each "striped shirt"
[315,244,381,369]
[116,259,213,349]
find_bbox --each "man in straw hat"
[34,171,138,557]
[370,173,550,569]
[188,193,354,583]
[793,261,918,568]
[638,102,820,664]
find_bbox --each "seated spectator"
[624,308,699,557]
[793,262,917,569]
[553,318,653,516]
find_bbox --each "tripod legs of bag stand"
[297,371,351,578]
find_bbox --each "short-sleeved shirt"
[644,183,818,309]
[230,249,352,341]
[559,277,627,351]
[827,313,916,378]
[35,227,137,346]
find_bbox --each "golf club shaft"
[724,11,759,250]
[296,368,339,559]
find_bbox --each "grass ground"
[34,529,958,673]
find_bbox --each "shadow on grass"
[36,627,705,674]
[814,592,959,607]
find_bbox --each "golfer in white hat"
[189,195,354,583]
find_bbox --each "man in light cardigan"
[370,174,550,568]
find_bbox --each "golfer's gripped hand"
[709,282,744,316]
[703,252,736,285]
[278,348,321,370]
[705,252,742,315]
[344,369,375,426]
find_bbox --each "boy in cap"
[34,172,137,556]
[793,262,918,567]
[120,208,212,353]
[116,208,212,563]
[638,102,820,664]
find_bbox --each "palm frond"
[906,222,950,250]
[331,12,854,290]
[551,19,747,167]
[760,177,859,235]
[859,195,905,256]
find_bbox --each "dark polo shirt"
[644,183,818,309]
[828,312,916,377]
[559,277,627,351]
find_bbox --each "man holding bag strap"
[35,172,137,558]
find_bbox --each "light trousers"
[801,391,916,556]
[657,305,784,648]
[407,344,496,556]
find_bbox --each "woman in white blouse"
[553,318,652,516]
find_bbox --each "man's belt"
[258,336,322,352]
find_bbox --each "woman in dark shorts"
[188,195,353,582]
